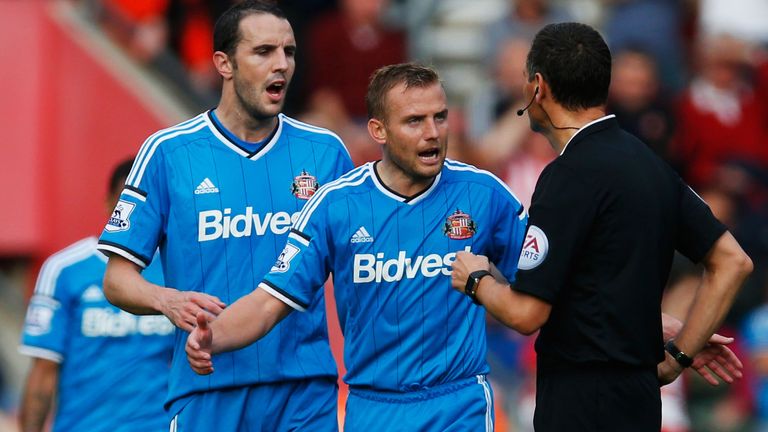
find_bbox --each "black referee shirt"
[514,116,726,368]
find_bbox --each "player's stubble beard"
[232,60,288,124]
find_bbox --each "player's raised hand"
[450,252,490,293]
[186,313,214,375]
[159,288,226,332]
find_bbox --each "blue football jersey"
[262,159,528,391]
[19,237,172,432]
[97,111,353,408]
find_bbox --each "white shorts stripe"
[477,375,493,432]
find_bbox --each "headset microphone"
[516,87,539,116]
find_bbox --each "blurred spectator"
[603,0,687,90]
[485,0,570,65]
[298,0,406,165]
[698,0,768,45]
[466,36,556,209]
[671,35,768,190]
[306,0,406,121]
[607,47,675,160]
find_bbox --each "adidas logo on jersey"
[194,178,219,195]
[350,227,374,243]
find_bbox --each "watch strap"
[664,339,693,368]
[465,270,492,305]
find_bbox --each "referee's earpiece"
[516,87,540,116]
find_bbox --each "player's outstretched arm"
[451,251,551,335]
[103,256,226,332]
[662,312,743,386]
[186,287,292,375]
[658,232,752,385]
[19,358,58,432]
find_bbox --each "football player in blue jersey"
[19,159,173,432]
[97,1,353,431]
[186,63,528,431]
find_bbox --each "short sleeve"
[98,150,168,267]
[489,189,528,283]
[19,260,74,363]
[260,193,334,311]
[513,163,597,303]
[675,180,727,263]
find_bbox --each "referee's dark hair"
[213,0,287,58]
[109,158,134,197]
[526,22,612,110]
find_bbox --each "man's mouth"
[418,148,440,162]
[266,81,286,99]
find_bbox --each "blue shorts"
[344,375,494,432]
[169,378,338,432]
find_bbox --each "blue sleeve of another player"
[18,259,74,363]
[98,149,168,268]
[261,195,333,312]
[489,188,528,283]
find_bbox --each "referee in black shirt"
[452,22,753,431]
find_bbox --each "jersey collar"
[560,114,616,156]
[368,161,442,205]
[204,111,284,161]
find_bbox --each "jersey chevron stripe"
[281,116,352,159]
[294,166,371,231]
[127,114,205,185]
[293,164,369,229]
[128,117,207,187]
[35,238,95,297]
[444,159,526,219]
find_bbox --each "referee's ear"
[367,118,387,145]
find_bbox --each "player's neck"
[214,102,278,143]
[375,160,436,198]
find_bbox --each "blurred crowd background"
[1,0,768,431]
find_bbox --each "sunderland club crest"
[443,209,477,240]
[291,169,319,200]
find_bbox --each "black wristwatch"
[664,340,693,368]
[465,270,492,305]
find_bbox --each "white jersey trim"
[560,114,616,156]
[128,114,207,187]
[122,187,147,202]
[367,163,442,206]
[35,237,97,297]
[294,165,371,232]
[258,282,307,312]
[281,115,352,160]
[18,345,63,363]
[203,112,284,161]
[96,244,148,268]
[444,159,527,220]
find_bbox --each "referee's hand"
[451,252,490,293]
